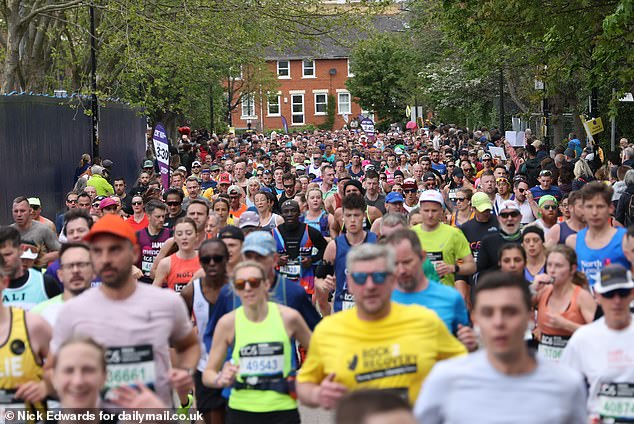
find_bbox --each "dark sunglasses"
[31,205,41,210]
[351,271,389,285]
[200,255,225,264]
[166,201,181,206]
[517,188,527,193]
[447,164,455,167]
[234,277,263,290]
[542,205,558,210]
[602,288,632,299]
[192,165,201,168]
[92,203,100,208]
[67,199,78,204]
[455,197,467,202]
[499,212,520,218]
[404,189,417,194]
[132,201,143,206]
[284,185,295,189]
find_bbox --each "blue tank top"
[302,211,330,238]
[3,269,48,311]
[576,227,629,286]
[558,221,577,245]
[333,231,377,313]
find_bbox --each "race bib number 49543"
[239,342,284,378]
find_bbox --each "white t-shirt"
[414,350,587,424]
[561,316,634,422]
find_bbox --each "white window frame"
[302,59,315,78]
[347,58,354,77]
[241,94,257,119]
[277,60,290,78]
[291,94,305,125]
[314,91,328,115]
[267,92,281,116]
[337,91,351,115]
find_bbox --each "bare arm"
[285,308,312,348]
[171,329,200,371]
[15,313,52,403]
[202,314,234,387]
[457,253,476,276]
[153,257,171,287]
[565,234,577,249]
[544,223,561,249]
[180,282,194,316]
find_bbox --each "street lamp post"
[89,4,99,158]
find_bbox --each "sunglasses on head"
[499,211,520,218]
[234,277,264,290]
[602,288,632,299]
[351,271,389,285]
[200,255,225,264]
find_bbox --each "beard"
[398,277,418,292]
[97,264,131,288]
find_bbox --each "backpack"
[523,158,542,188]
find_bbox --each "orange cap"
[83,214,137,245]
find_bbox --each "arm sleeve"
[413,363,448,424]
[297,326,325,384]
[308,227,328,262]
[435,313,468,360]
[44,228,61,251]
[43,275,63,298]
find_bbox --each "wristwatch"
[454,264,461,274]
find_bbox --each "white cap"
[499,200,521,212]
[419,190,444,207]
[21,249,38,260]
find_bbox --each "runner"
[566,182,630,287]
[545,190,585,247]
[529,169,562,202]
[385,229,475,350]
[0,252,52,412]
[218,225,245,276]
[414,271,587,423]
[531,245,596,363]
[50,214,200,407]
[204,260,311,424]
[498,244,527,275]
[255,191,283,231]
[32,243,93,326]
[521,227,547,283]
[447,188,475,227]
[561,264,634,423]
[153,217,201,293]
[28,198,56,233]
[298,243,466,408]
[302,187,333,241]
[512,177,538,224]
[125,195,148,231]
[11,196,61,267]
[135,199,171,284]
[316,194,378,314]
[0,226,61,310]
[526,195,559,238]
[273,200,327,297]
[181,239,230,424]
[477,200,523,274]
[412,190,475,287]
[163,188,186,230]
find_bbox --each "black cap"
[218,225,245,242]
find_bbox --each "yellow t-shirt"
[412,223,472,287]
[297,302,466,405]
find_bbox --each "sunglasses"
[166,201,181,206]
[455,197,467,202]
[404,189,417,194]
[200,255,225,264]
[132,201,143,206]
[92,203,100,208]
[284,185,295,189]
[447,164,455,167]
[193,165,201,168]
[517,188,527,193]
[234,277,264,290]
[350,271,389,285]
[67,199,78,204]
[602,288,632,299]
[31,205,40,210]
[499,212,520,218]
[542,205,558,210]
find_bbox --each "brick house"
[229,15,403,132]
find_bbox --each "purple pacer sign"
[152,123,170,190]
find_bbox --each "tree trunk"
[2,24,24,93]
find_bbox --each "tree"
[347,32,419,125]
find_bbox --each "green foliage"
[346,32,419,124]
[318,94,336,130]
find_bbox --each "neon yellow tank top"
[229,302,296,412]
[0,307,45,413]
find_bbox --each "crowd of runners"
[2,125,634,424]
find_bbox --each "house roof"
[264,14,406,61]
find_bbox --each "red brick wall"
[230,58,363,132]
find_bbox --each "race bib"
[598,383,634,422]
[105,345,156,390]
[174,283,187,293]
[427,252,444,265]
[537,334,569,363]
[141,261,152,272]
[239,342,284,379]
[342,292,355,311]
[280,259,301,279]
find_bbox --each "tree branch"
[20,0,84,27]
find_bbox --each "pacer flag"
[152,123,170,190]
